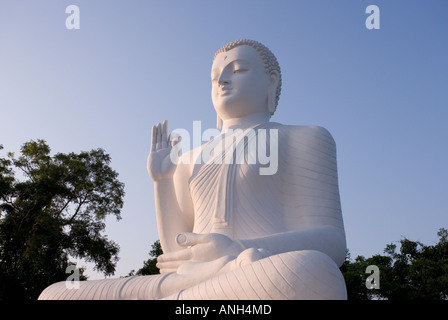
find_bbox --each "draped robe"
[190,122,344,242]
[190,122,284,240]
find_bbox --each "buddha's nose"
[219,80,230,87]
[218,74,231,86]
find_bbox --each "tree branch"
[55,197,73,218]
[67,194,88,224]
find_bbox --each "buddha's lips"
[219,88,232,96]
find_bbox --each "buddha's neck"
[221,112,271,133]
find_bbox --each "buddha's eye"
[234,69,248,74]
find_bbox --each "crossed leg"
[39,249,346,300]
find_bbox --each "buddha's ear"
[268,70,280,115]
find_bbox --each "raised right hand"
[147,120,181,181]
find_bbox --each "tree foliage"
[341,228,448,300]
[129,240,162,276]
[0,140,125,300]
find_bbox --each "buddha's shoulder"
[269,123,335,144]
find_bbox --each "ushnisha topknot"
[213,39,282,114]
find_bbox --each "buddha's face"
[211,45,273,120]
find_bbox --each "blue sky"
[1,0,447,279]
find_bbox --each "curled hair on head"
[214,39,282,114]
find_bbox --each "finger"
[169,134,182,160]
[176,232,210,247]
[167,133,173,149]
[176,136,182,157]
[159,267,178,274]
[156,259,190,271]
[151,125,156,152]
[157,248,193,263]
[169,133,181,147]
[162,120,168,148]
[156,122,162,150]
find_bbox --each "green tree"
[341,228,448,300]
[130,240,162,276]
[0,140,125,300]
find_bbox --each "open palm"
[147,120,181,181]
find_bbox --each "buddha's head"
[211,39,282,129]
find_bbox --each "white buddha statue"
[39,39,347,300]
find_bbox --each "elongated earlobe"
[217,114,222,130]
[268,71,279,115]
[268,89,276,115]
